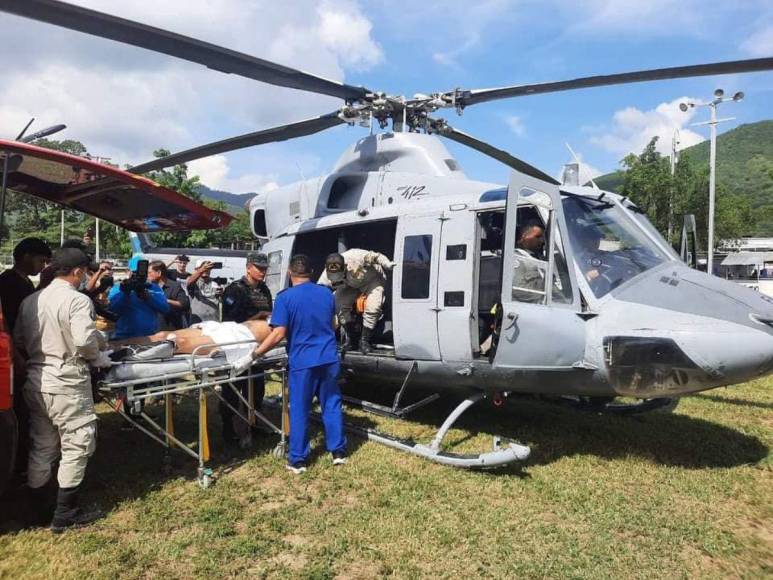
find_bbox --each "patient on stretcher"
[110,319,272,363]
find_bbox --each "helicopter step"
[341,360,441,419]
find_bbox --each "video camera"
[120,259,149,294]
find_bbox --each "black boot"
[50,485,104,534]
[340,323,357,351]
[26,479,58,527]
[359,327,373,355]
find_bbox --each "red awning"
[0,139,233,232]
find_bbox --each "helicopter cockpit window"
[562,195,667,298]
[402,235,433,299]
[511,205,572,305]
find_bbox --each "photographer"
[83,261,119,336]
[150,260,190,330]
[187,259,222,323]
[107,258,170,339]
[166,254,191,283]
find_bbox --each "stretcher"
[97,339,288,488]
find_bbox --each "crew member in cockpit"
[574,226,606,292]
[319,250,395,354]
[512,220,547,303]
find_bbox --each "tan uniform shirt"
[14,278,103,395]
[318,249,392,290]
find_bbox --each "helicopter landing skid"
[339,392,529,469]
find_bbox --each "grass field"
[0,376,771,579]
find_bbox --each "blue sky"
[1,0,771,193]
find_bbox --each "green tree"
[618,137,758,250]
[620,137,674,241]
[145,149,202,202]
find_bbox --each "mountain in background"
[593,120,773,235]
[197,184,256,213]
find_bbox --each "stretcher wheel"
[198,468,214,489]
[272,442,286,460]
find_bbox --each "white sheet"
[194,321,257,364]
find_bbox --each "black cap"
[325,253,345,274]
[246,252,268,268]
[52,248,90,271]
[176,254,190,262]
[61,238,89,253]
[13,237,52,261]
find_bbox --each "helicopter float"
[2,0,773,468]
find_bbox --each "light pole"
[680,89,744,275]
[668,129,680,244]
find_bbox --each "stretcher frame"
[98,339,288,488]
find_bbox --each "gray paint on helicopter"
[252,132,773,400]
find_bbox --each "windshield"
[623,201,681,260]
[562,195,667,298]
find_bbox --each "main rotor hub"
[339,88,467,132]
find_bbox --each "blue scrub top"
[271,281,338,370]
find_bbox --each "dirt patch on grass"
[283,534,312,547]
[335,560,384,579]
[270,551,308,571]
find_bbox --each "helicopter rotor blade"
[429,120,559,185]
[0,0,370,102]
[129,112,345,174]
[456,58,773,107]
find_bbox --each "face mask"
[328,271,345,284]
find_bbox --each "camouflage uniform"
[318,249,393,330]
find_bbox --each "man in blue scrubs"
[253,254,346,474]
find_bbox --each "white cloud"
[741,25,773,57]
[0,0,381,170]
[588,97,705,159]
[564,0,710,37]
[188,155,280,194]
[426,0,515,67]
[317,0,383,70]
[506,115,526,137]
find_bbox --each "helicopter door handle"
[504,311,518,329]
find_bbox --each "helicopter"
[3,0,773,468]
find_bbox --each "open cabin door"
[264,235,295,295]
[392,214,441,360]
[493,173,586,369]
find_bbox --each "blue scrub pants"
[288,362,346,464]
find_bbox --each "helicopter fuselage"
[249,133,773,399]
